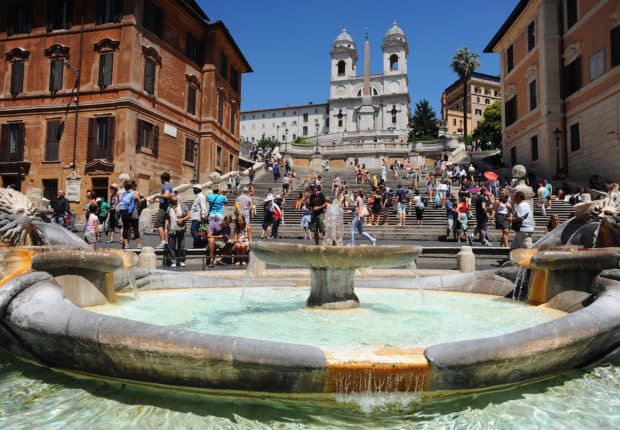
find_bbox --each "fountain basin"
[250,242,421,308]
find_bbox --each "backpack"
[119,191,135,212]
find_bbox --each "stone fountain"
[251,199,421,308]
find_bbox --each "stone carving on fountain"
[0,188,88,249]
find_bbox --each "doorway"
[42,179,58,205]
[91,177,109,202]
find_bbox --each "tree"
[473,101,502,149]
[256,135,278,149]
[409,99,438,141]
[450,47,480,141]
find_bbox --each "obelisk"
[359,31,375,132]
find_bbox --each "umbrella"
[484,171,499,181]
[466,187,481,193]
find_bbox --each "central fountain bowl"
[250,242,421,309]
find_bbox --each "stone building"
[485,0,619,182]
[441,72,501,137]
[0,0,251,211]
[240,22,410,151]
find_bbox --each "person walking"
[395,183,408,227]
[189,184,208,248]
[492,190,512,247]
[106,183,120,243]
[350,189,376,246]
[118,180,142,249]
[167,192,190,268]
[510,191,535,249]
[154,172,173,248]
[84,205,100,249]
[306,184,327,245]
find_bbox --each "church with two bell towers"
[328,22,410,137]
[240,22,410,149]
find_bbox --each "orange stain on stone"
[325,349,430,393]
[0,249,35,287]
[528,269,549,305]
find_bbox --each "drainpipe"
[558,0,568,176]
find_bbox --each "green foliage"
[256,135,278,149]
[409,99,438,141]
[450,47,480,139]
[294,136,312,145]
[473,101,502,149]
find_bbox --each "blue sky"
[199,1,518,115]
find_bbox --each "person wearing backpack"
[413,189,425,226]
[395,183,408,227]
[118,179,141,249]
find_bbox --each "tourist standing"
[84,205,100,249]
[107,183,120,243]
[474,187,491,246]
[350,189,376,246]
[282,174,290,197]
[118,180,141,249]
[52,190,71,228]
[154,172,174,248]
[492,191,512,247]
[395,183,408,227]
[412,189,424,226]
[306,184,327,245]
[273,162,280,183]
[83,189,96,232]
[510,191,535,249]
[189,184,208,248]
[446,194,457,241]
[167,192,190,267]
[236,187,253,225]
[207,187,227,222]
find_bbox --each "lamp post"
[314,119,320,154]
[276,125,280,143]
[191,140,200,184]
[553,127,561,177]
[284,128,288,153]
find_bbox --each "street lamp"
[314,119,320,154]
[553,127,561,177]
[276,125,280,143]
[284,128,289,153]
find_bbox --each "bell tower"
[330,28,358,81]
[382,21,408,76]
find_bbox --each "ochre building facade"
[0,0,251,211]
[486,0,619,182]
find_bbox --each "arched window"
[391,105,398,124]
[390,54,399,71]
[337,109,344,128]
[337,60,346,76]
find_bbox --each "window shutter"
[87,118,97,160]
[95,0,104,24]
[107,117,115,159]
[611,26,620,68]
[7,5,15,35]
[64,0,73,29]
[114,0,122,22]
[99,53,113,87]
[11,62,24,97]
[45,121,54,161]
[50,59,64,95]
[0,125,9,160]
[16,123,25,160]
[144,60,155,94]
[152,126,159,158]
[136,120,143,152]
[24,3,33,33]
[187,86,196,115]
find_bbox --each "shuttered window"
[564,57,582,97]
[0,123,25,162]
[47,0,72,30]
[45,120,62,161]
[98,52,114,87]
[49,58,64,95]
[186,33,203,65]
[7,2,32,35]
[531,135,538,161]
[529,80,537,111]
[87,117,115,161]
[10,62,24,98]
[143,1,164,37]
[144,59,156,95]
[137,120,159,158]
[218,95,224,125]
[506,45,514,72]
[570,123,580,152]
[611,26,620,68]
[185,138,195,163]
[505,96,517,127]
[566,0,578,29]
[95,0,122,24]
[187,86,196,115]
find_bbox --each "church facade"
[241,23,410,147]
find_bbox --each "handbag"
[359,205,369,218]
[511,213,527,232]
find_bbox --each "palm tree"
[450,47,480,142]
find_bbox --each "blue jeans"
[350,214,375,245]
[190,219,206,248]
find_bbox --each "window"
[337,60,345,76]
[389,54,399,71]
[96,0,122,24]
[186,33,203,65]
[216,146,222,166]
[228,154,234,170]
[452,118,456,126]
[611,26,620,68]
[531,135,538,161]
[564,56,581,96]
[510,147,517,167]
[302,126,308,136]
[187,86,196,115]
[475,109,482,116]
[136,119,158,157]
[184,138,195,163]
[570,122,580,151]
[303,113,308,122]
[230,110,236,134]
[494,90,499,97]
[485,98,490,104]
[49,58,64,96]
[505,96,517,127]
[529,80,537,110]
[527,21,536,51]
[566,0,578,29]
[87,117,115,160]
[292,134,296,140]
[143,1,163,37]
[506,45,514,73]
[337,110,344,128]
[218,95,224,125]
[589,49,605,82]
[7,2,32,35]
[0,123,25,162]
[391,105,397,124]
[231,68,239,92]
[98,52,113,87]
[484,88,490,95]
[45,119,62,161]
[144,58,156,95]
[47,0,72,30]
[220,52,227,78]
[11,62,25,98]
[476,97,480,103]
[474,87,481,94]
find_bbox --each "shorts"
[213,240,227,250]
[154,208,168,229]
[495,213,509,230]
[397,202,407,214]
[309,213,325,234]
[283,183,289,190]
[447,218,454,231]
[209,213,224,223]
[415,207,424,220]
[301,214,311,229]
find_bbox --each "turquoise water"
[2,349,620,429]
[89,288,564,348]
